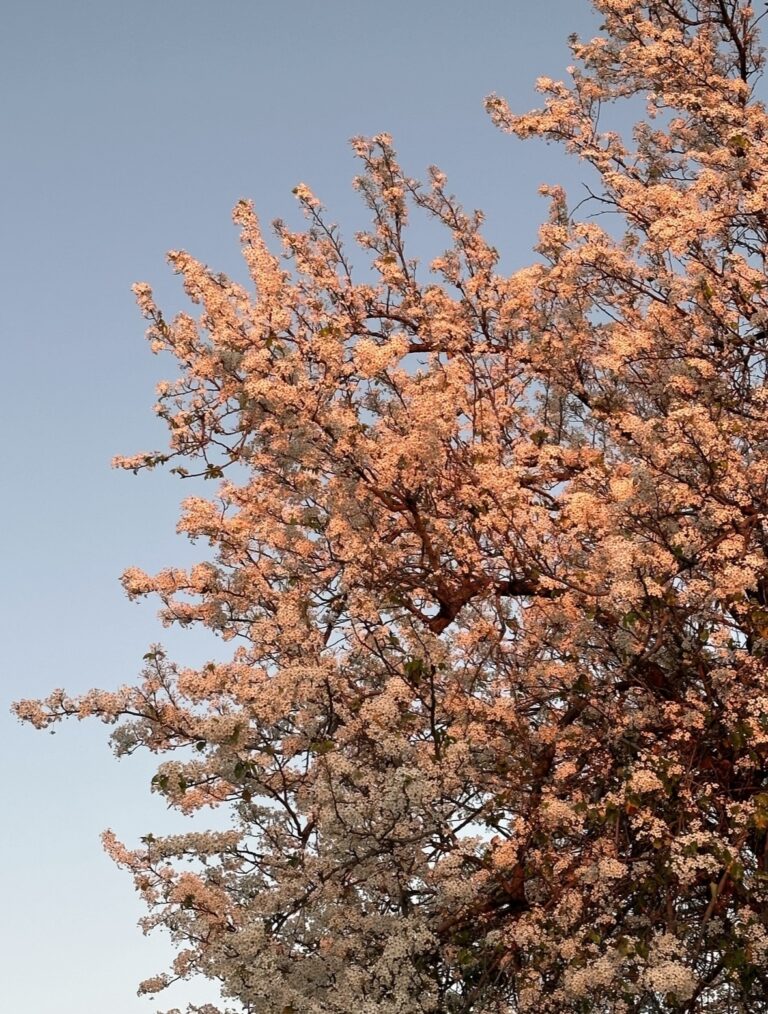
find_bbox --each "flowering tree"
[16,1,768,1010]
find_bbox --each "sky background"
[1,2,599,1010]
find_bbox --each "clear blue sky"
[1,2,597,1010]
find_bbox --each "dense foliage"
[17,2,768,1010]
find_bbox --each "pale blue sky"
[1,2,597,1010]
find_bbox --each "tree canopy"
[16,2,768,1011]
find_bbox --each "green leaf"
[308,739,334,755]
[404,657,426,684]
